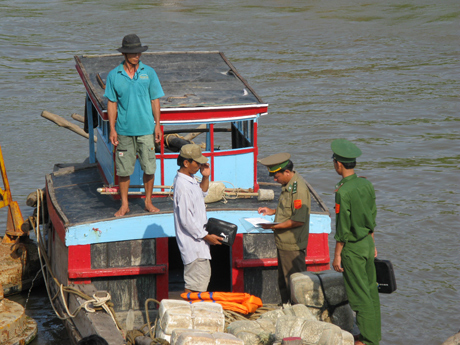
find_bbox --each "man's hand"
[258,207,276,216]
[333,256,344,273]
[154,124,162,143]
[200,163,210,177]
[204,234,223,245]
[110,129,118,146]
[260,223,274,230]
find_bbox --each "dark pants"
[277,248,306,304]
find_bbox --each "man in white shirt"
[173,144,223,292]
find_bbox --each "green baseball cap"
[258,153,291,176]
[331,139,362,163]
[179,144,208,164]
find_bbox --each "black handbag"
[374,258,397,294]
[205,218,238,246]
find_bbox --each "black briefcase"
[205,218,238,246]
[374,258,397,294]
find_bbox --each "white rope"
[35,189,69,320]
[34,189,121,330]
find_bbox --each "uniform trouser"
[277,248,306,304]
[342,235,381,345]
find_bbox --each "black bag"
[374,258,397,294]
[205,218,238,246]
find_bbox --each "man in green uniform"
[258,153,311,304]
[331,139,381,345]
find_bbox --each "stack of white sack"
[170,329,243,345]
[156,299,225,342]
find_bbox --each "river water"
[0,1,458,344]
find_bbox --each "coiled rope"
[33,189,122,331]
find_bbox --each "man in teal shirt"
[331,139,381,345]
[104,34,164,217]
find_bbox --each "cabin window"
[231,120,253,149]
[161,124,209,154]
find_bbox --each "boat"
[41,51,332,344]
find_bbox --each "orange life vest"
[180,291,263,315]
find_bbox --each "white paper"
[242,217,276,227]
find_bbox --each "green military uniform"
[259,153,311,303]
[332,139,381,345]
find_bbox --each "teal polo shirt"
[104,61,165,136]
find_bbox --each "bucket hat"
[117,34,148,53]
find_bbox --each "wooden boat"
[43,52,331,343]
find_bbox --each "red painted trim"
[154,147,256,161]
[231,234,244,292]
[234,256,330,268]
[94,105,268,123]
[160,106,268,123]
[155,238,169,301]
[210,124,214,181]
[68,245,92,270]
[68,265,167,279]
[45,181,67,244]
[253,121,259,192]
[68,245,92,284]
[160,126,165,188]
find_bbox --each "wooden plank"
[243,233,276,259]
[68,284,125,344]
[109,277,131,311]
[244,267,280,305]
[91,242,107,269]
[108,241,131,268]
[131,275,156,310]
[131,239,156,266]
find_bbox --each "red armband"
[294,199,302,209]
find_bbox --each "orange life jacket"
[180,291,263,314]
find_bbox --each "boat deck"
[47,162,328,228]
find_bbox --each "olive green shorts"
[115,135,157,177]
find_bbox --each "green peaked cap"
[331,139,362,163]
[258,153,291,175]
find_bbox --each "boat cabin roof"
[75,52,268,123]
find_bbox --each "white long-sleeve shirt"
[173,172,211,265]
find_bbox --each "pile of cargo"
[155,271,355,345]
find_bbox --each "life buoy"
[180,291,263,315]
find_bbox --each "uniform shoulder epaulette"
[334,182,344,193]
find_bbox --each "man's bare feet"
[145,201,160,213]
[114,205,130,217]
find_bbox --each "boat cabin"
[75,52,267,192]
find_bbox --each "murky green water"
[1,1,459,344]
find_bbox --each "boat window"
[161,124,208,153]
[231,120,253,149]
